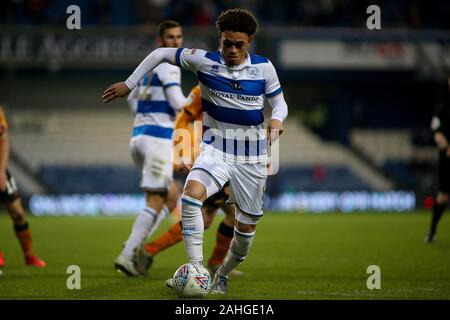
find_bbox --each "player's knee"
[235,207,259,232]
[10,211,26,225]
[222,206,236,224]
[183,180,207,202]
[235,221,256,234]
[5,200,26,224]
[166,197,177,212]
[145,192,166,213]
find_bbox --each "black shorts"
[203,182,230,209]
[0,170,20,204]
[438,151,450,193]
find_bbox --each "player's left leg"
[426,155,450,243]
[0,171,46,267]
[180,148,231,267]
[2,197,46,268]
[118,181,178,276]
[426,191,448,243]
[0,250,4,269]
[117,136,176,276]
[207,202,244,277]
[210,212,259,295]
[210,162,266,294]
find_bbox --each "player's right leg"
[426,191,448,243]
[210,162,266,294]
[1,171,46,268]
[137,185,231,279]
[0,250,4,269]
[142,198,215,262]
[426,154,450,243]
[207,204,244,277]
[210,218,257,295]
[180,150,230,267]
[162,179,211,289]
[115,136,174,276]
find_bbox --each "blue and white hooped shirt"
[175,48,283,164]
[132,62,181,140]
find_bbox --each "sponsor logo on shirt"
[230,81,242,91]
[209,89,259,102]
[210,65,219,73]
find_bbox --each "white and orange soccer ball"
[172,263,211,298]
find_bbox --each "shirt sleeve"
[125,47,178,90]
[175,48,206,72]
[268,92,288,123]
[264,60,283,98]
[157,64,181,89]
[165,85,188,111]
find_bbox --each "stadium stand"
[9,108,134,170]
[8,109,393,195]
[280,120,393,191]
[350,128,436,189]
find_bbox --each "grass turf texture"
[0,211,449,300]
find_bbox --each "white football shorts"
[130,135,173,191]
[186,146,267,218]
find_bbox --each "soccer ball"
[172,263,211,298]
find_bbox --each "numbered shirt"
[132,62,181,139]
[175,48,283,163]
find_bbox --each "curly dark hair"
[216,8,258,37]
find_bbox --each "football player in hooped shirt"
[103,9,288,294]
[114,20,188,276]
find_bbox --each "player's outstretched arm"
[102,47,179,103]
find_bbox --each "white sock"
[181,194,204,265]
[122,207,158,260]
[148,205,169,236]
[218,228,255,277]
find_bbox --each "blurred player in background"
[0,106,46,271]
[135,84,243,279]
[114,20,189,276]
[426,76,450,243]
[102,8,288,294]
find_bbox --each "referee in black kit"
[426,76,450,243]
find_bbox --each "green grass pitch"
[0,211,449,300]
